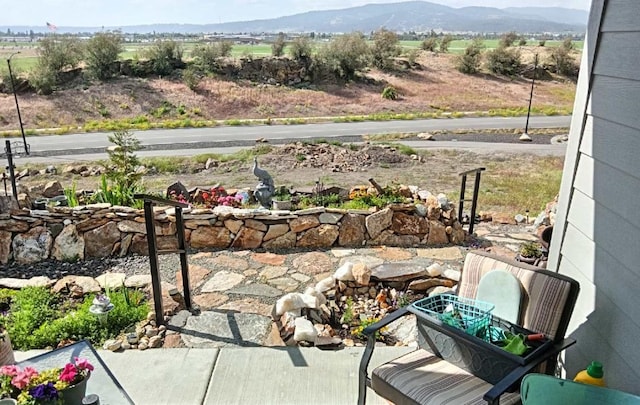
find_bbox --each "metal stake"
[524,53,539,136]
[7,53,28,155]
[5,141,18,201]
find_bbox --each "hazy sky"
[1,0,593,27]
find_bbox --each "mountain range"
[1,1,588,34]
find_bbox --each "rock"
[260,266,288,280]
[224,219,243,234]
[376,247,413,261]
[319,212,343,224]
[251,252,286,266]
[167,181,189,200]
[268,277,299,292]
[371,231,420,247]
[42,181,64,198]
[426,263,443,277]
[0,276,55,289]
[200,271,245,292]
[263,224,290,241]
[292,252,333,275]
[315,276,336,293]
[231,227,264,249]
[193,293,230,309]
[209,255,249,272]
[228,283,282,298]
[52,276,101,294]
[125,274,152,288]
[138,342,149,350]
[392,212,429,235]
[149,336,163,348]
[117,220,147,234]
[371,261,431,282]
[365,208,393,240]
[275,292,318,315]
[351,263,371,286]
[12,226,53,264]
[338,213,366,247]
[218,298,273,317]
[205,158,218,170]
[289,216,320,233]
[293,318,318,342]
[297,224,339,248]
[103,339,122,351]
[84,222,120,258]
[427,220,449,245]
[416,247,463,261]
[0,219,29,233]
[52,224,84,262]
[190,226,231,249]
[443,268,461,282]
[95,272,127,289]
[263,231,296,249]
[429,286,456,296]
[343,338,355,347]
[382,314,418,346]
[333,262,354,281]
[449,226,466,244]
[515,214,526,224]
[0,230,11,265]
[315,336,342,346]
[408,278,455,291]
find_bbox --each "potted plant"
[272,187,293,210]
[515,241,543,265]
[0,357,93,404]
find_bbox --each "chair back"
[521,374,640,405]
[458,251,580,342]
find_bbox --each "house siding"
[549,0,640,394]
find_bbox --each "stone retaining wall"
[0,201,466,265]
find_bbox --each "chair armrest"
[483,338,576,403]
[363,307,411,336]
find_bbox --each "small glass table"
[16,340,134,405]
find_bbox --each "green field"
[400,39,584,54]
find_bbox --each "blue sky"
[2,0,592,26]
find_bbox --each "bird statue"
[253,157,275,209]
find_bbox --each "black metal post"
[143,200,165,326]
[458,174,467,224]
[469,171,483,235]
[175,206,192,310]
[5,141,18,201]
[7,53,28,155]
[524,53,539,136]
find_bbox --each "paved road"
[10,116,570,154]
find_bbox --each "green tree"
[106,130,142,189]
[371,28,401,71]
[144,40,183,76]
[318,32,371,80]
[499,31,520,48]
[518,38,527,46]
[271,33,286,57]
[549,45,578,77]
[421,36,439,52]
[289,36,313,62]
[456,38,484,74]
[85,32,123,80]
[192,41,232,72]
[561,37,574,51]
[439,35,454,53]
[485,46,521,76]
[36,36,83,74]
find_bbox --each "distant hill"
[0,1,588,35]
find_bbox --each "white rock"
[442,268,461,282]
[293,318,318,342]
[519,133,532,142]
[426,263,443,277]
[315,276,336,293]
[437,193,449,208]
[333,262,354,281]
[304,287,327,307]
[276,293,319,315]
[103,339,121,351]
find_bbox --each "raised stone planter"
[0,198,466,265]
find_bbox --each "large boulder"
[52,224,85,262]
[12,226,53,264]
[84,222,120,258]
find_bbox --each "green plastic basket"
[412,294,494,336]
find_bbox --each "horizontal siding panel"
[567,189,594,239]
[601,0,640,32]
[594,32,640,80]
[591,161,640,230]
[590,75,640,130]
[582,117,640,180]
[557,255,595,331]
[591,200,640,273]
[573,154,594,198]
[560,224,595,280]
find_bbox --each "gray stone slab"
[205,346,413,405]
[228,283,282,297]
[182,311,273,348]
[371,259,433,281]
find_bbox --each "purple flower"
[29,382,59,401]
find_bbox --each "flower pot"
[33,198,49,210]
[58,374,89,405]
[50,195,68,207]
[272,200,292,210]
[0,399,17,405]
[0,332,15,366]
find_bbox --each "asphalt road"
[4,115,570,163]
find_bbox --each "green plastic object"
[587,361,604,378]
[521,374,640,405]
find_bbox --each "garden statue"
[253,157,275,209]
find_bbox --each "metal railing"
[458,167,486,235]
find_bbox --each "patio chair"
[358,251,580,405]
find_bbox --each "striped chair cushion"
[372,349,521,405]
[458,252,571,340]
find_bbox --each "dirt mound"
[263,142,411,172]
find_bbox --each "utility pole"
[523,53,539,138]
[7,51,29,155]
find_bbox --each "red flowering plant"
[0,357,93,404]
[201,186,243,208]
[167,190,190,206]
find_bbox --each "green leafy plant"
[518,241,543,258]
[340,297,355,325]
[381,86,398,100]
[63,181,79,208]
[352,316,383,339]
